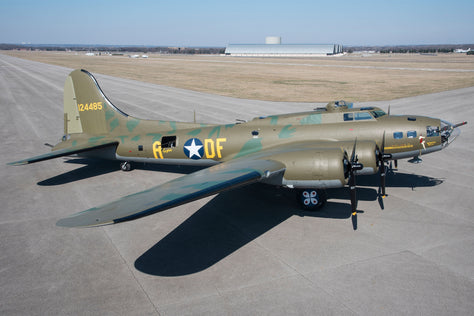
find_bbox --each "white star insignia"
[185,139,203,158]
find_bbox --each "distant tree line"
[117,46,225,54]
[345,44,473,54]
[379,47,461,54]
[0,44,225,54]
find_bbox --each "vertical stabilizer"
[63,69,128,135]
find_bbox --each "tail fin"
[64,69,129,135]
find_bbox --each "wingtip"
[7,161,28,166]
[56,213,114,228]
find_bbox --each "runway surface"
[1,53,473,315]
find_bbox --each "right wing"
[56,158,285,227]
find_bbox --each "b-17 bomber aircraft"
[8,69,467,229]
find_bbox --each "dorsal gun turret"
[326,100,353,112]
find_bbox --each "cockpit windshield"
[371,110,387,118]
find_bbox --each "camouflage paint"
[110,118,119,132]
[88,136,106,144]
[187,129,202,136]
[270,116,279,125]
[146,133,162,142]
[208,126,221,138]
[126,119,140,132]
[278,125,296,139]
[300,113,322,125]
[233,138,263,159]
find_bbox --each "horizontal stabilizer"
[7,141,118,166]
[56,159,284,227]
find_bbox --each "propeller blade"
[349,165,358,230]
[380,131,387,197]
[350,138,357,163]
[349,138,363,230]
[351,210,358,230]
[378,131,391,199]
[380,161,386,197]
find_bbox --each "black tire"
[297,189,327,211]
[120,161,131,171]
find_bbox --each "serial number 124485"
[78,102,103,112]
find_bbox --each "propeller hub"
[351,162,364,171]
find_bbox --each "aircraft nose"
[440,120,466,147]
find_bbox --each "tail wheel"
[297,189,327,211]
[120,161,132,172]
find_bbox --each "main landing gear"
[297,189,327,211]
[120,161,132,171]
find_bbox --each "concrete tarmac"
[1,53,473,315]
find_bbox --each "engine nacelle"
[349,141,379,175]
[265,148,349,189]
[311,140,379,175]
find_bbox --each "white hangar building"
[225,37,343,57]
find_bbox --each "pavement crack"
[101,228,162,315]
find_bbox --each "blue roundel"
[183,138,204,160]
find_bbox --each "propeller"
[377,132,392,209]
[378,131,392,198]
[349,139,363,230]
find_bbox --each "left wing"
[56,158,285,227]
[7,140,118,166]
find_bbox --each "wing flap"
[56,159,285,227]
[7,141,118,166]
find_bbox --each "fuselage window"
[393,132,403,139]
[407,131,417,138]
[426,126,440,137]
[355,112,373,121]
[161,136,177,148]
[343,113,353,121]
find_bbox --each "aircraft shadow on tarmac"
[134,171,444,277]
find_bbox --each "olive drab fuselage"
[56,98,449,189]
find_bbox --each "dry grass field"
[3,50,474,102]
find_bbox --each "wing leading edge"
[56,158,285,227]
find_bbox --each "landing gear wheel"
[120,161,132,172]
[297,189,327,211]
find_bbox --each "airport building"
[225,37,343,57]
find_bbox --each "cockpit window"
[426,126,440,137]
[371,110,386,118]
[355,112,373,121]
[343,113,353,121]
[344,112,374,121]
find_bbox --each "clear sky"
[1,0,473,46]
